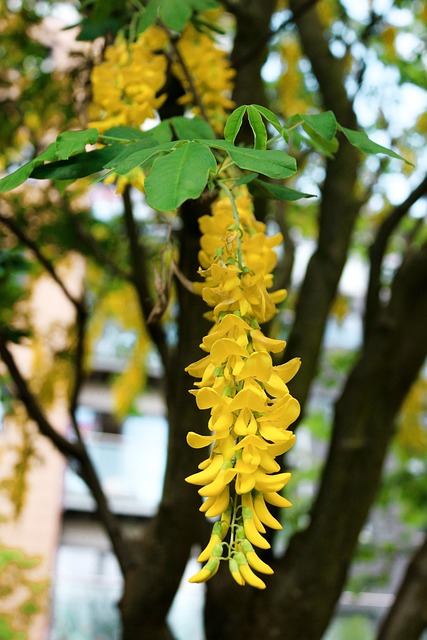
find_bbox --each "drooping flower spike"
[186,187,300,588]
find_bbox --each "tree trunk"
[236,245,427,640]
[120,198,213,639]
[376,535,427,640]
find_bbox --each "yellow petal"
[229,388,266,412]
[186,432,215,449]
[264,491,292,508]
[235,351,272,382]
[250,329,286,353]
[258,424,293,443]
[210,338,248,365]
[185,454,223,485]
[195,387,227,410]
[274,357,301,383]
[185,354,211,377]
[263,372,288,396]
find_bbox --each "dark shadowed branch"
[238,240,427,640]
[364,173,427,339]
[121,186,169,369]
[376,534,427,640]
[0,337,133,575]
[227,0,321,69]
[63,205,133,283]
[0,211,83,313]
[284,0,360,413]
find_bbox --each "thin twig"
[63,205,133,283]
[121,187,169,367]
[163,27,210,124]
[0,338,82,460]
[171,259,197,294]
[0,213,83,312]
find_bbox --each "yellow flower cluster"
[186,189,300,588]
[88,27,167,193]
[89,27,168,133]
[173,24,235,133]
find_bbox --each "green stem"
[221,183,244,270]
[228,495,238,553]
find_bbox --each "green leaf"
[249,178,315,201]
[149,121,174,143]
[76,17,125,41]
[136,0,158,34]
[159,0,192,30]
[339,126,414,165]
[203,140,297,179]
[145,141,216,210]
[300,128,339,158]
[101,127,150,142]
[0,143,57,192]
[224,105,247,144]
[170,116,215,140]
[228,147,296,179]
[191,0,218,9]
[252,104,283,134]
[103,123,173,144]
[247,106,267,150]
[234,173,259,187]
[55,129,99,160]
[301,111,337,141]
[31,145,123,181]
[104,140,176,174]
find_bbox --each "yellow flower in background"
[278,36,313,117]
[103,166,145,195]
[186,188,300,588]
[88,27,168,194]
[172,23,235,133]
[88,27,168,133]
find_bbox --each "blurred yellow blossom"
[172,23,235,133]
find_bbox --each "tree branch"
[164,32,210,124]
[229,0,321,69]
[119,197,214,639]
[244,241,427,640]
[376,534,427,640]
[121,187,169,369]
[68,303,88,442]
[284,0,360,413]
[0,338,82,459]
[0,337,133,575]
[364,173,427,339]
[63,205,133,283]
[0,212,83,313]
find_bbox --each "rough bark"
[230,0,277,145]
[238,243,427,640]
[285,0,360,413]
[119,197,213,640]
[205,3,362,638]
[376,534,427,640]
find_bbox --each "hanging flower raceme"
[185,188,301,588]
[88,27,168,194]
[88,27,168,133]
